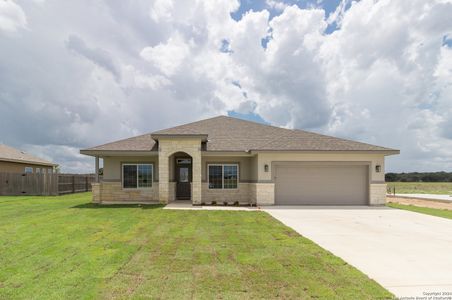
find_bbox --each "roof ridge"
[151,115,225,134]
[152,115,298,135]
[219,115,296,132]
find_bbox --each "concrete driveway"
[263,206,452,298]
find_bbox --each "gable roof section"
[83,133,157,152]
[152,116,397,152]
[0,144,57,166]
[82,116,398,153]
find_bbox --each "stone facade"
[168,182,176,202]
[158,138,202,204]
[92,183,101,203]
[201,183,251,204]
[92,146,388,206]
[253,183,275,205]
[370,183,387,205]
[93,181,158,203]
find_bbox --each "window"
[176,158,191,164]
[24,167,33,174]
[122,164,153,189]
[223,165,238,189]
[208,164,238,189]
[36,168,41,174]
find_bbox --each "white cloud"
[149,0,174,22]
[140,34,191,76]
[0,0,451,173]
[266,0,288,12]
[0,0,27,33]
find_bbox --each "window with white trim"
[24,167,33,174]
[208,164,238,189]
[122,164,153,189]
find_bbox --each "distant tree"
[385,172,452,182]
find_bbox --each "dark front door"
[176,159,191,200]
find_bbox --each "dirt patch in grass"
[387,196,452,210]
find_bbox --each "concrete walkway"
[263,206,452,298]
[393,193,452,202]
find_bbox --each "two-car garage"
[274,162,369,205]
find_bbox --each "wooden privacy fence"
[0,172,96,196]
[58,174,96,195]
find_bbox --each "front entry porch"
[172,153,192,200]
[157,137,203,205]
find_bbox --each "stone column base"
[370,183,387,205]
[252,183,275,205]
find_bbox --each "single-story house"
[80,116,399,205]
[0,144,57,174]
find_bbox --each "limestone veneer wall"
[158,138,202,204]
[370,183,387,205]
[254,183,275,205]
[201,182,275,205]
[201,183,250,204]
[92,182,158,203]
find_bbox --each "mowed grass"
[386,182,452,194]
[387,203,452,220]
[0,193,392,299]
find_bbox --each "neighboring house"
[0,144,57,174]
[80,116,399,205]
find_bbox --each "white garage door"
[274,164,368,205]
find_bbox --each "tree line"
[385,172,452,182]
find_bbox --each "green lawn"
[387,203,452,220]
[386,182,452,194]
[0,193,391,299]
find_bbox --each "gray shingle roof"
[0,144,57,166]
[83,115,398,152]
[84,134,157,151]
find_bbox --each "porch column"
[95,156,99,183]
[158,152,170,204]
[191,153,202,205]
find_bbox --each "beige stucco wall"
[257,152,385,182]
[201,156,256,182]
[0,161,54,174]
[102,156,159,181]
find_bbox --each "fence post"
[85,176,89,192]
[55,174,59,195]
[72,175,75,193]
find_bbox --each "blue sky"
[0,0,451,173]
[231,0,344,33]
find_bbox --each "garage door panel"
[275,164,368,205]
